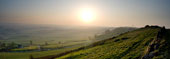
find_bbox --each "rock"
[121,37,128,40]
[114,39,120,42]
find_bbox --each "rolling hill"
[94,27,137,40]
[35,25,170,59]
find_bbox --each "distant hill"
[35,25,170,59]
[0,24,109,46]
[0,24,107,41]
[93,27,137,40]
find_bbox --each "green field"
[0,39,90,59]
[0,46,82,59]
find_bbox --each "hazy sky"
[0,0,170,27]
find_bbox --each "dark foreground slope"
[36,26,170,59]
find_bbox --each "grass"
[56,28,161,59]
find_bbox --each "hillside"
[42,26,170,59]
[94,27,137,40]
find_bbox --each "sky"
[0,0,170,27]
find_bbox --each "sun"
[80,8,95,22]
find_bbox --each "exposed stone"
[142,26,166,59]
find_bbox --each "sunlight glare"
[81,8,95,23]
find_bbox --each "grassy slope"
[56,28,161,59]
[95,27,136,40]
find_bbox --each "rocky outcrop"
[142,27,166,59]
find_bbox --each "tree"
[145,25,150,28]
[30,40,33,45]
[94,34,98,38]
[105,29,111,34]
[0,41,1,47]
[30,55,34,59]
[45,41,48,45]
[8,42,17,48]
[1,43,6,47]
[58,41,61,44]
